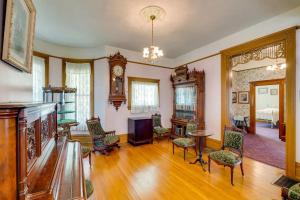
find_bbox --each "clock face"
[113,65,124,77]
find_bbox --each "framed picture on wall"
[238,91,249,104]
[1,0,36,73]
[258,88,268,94]
[232,92,237,103]
[270,89,278,95]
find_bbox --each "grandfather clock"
[108,52,127,110]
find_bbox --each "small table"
[187,130,213,171]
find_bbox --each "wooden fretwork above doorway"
[249,79,285,141]
[221,27,296,178]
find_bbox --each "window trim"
[33,51,49,86]
[127,77,160,110]
[62,58,95,116]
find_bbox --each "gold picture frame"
[2,0,36,73]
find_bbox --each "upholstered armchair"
[282,183,300,200]
[86,117,120,155]
[152,114,169,142]
[208,126,246,185]
[172,122,197,160]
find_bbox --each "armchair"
[172,122,197,160]
[86,117,120,155]
[208,126,246,185]
[152,114,169,142]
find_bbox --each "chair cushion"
[104,135,120,145]
[152,115,162,127]
[85,179,94,198]
[154,126,169,135]
[173,138,195,147]
[209,150,241,165]
[289,183,300,200]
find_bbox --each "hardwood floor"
[83,139,283,200]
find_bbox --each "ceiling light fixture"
[266,63,286,71]
[140,6,166,63]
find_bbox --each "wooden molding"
[221,26,297,178]
[176,53,220,68]
[33,51,173,69]
[296,162,300,180]
[127,77,160,110]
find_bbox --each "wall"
[187,55,221,140]
[0,60,32,102]
[44,50,173,134]
[256,85,279,110]
[232,67,285,118]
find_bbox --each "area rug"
[243,129,285,169]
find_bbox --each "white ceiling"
[33,0,300,58]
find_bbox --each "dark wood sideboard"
[0,103,86,200]
[128,117,153,145]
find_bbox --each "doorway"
[221,27,296,176]
[249,79,285,141]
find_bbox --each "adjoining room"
[0,1,300,200]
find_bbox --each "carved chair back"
[86,117,106,139]
[185,121,197,138]
[222,126,246,157]
[152,114,162,128]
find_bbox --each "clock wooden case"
[108,52,127,110]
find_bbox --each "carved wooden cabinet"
[0,103,86,200]
[170,65,205,138]
[128,117,153,145]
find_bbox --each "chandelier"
[266,63,286,71]
[140,6,165,62]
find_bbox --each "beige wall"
[0,60,32,102]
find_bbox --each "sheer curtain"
[66,62,91,130]
[32,56,45,102]
[175,86,196,111]
[131,81,159,113]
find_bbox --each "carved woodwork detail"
[230,41,285,67]
[41,118,49,147]
[27,123,36,169]
[108,52,127,110]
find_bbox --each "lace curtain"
[131,81,159,113]
[66,62,91,130]
[32,56,45,102]
[175,86,196,111]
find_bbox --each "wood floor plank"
[83,140,283,200]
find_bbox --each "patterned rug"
[244,126,285,169]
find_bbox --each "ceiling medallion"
[140,6,166,63]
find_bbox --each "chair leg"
[88,152,91,167]
[240,162,244,176]
[172,143,174,155]
[208,156,211,173]
[230,167,234,185]
[184,148,186,161]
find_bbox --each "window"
[65,61,93,130]
[32,56,46,102]
[128,77,159,113]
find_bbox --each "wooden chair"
[152,114,169,142]
[172,122,197,160]
[208,126,246,185]
[282,182,300,200]
[86,117,120,155]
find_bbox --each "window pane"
[32,56,45,102]
[66,62,91,130]
[131,81,159,113]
